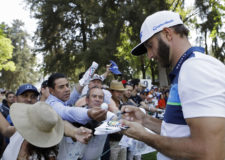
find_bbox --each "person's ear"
[49,87,54,94]
[162,27,173,41]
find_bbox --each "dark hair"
[130,79,140,87]
[86,86,103,99]
[124,82,133,89]
[27,143,58,159]
[41,80,48,88]
[6,91,15,98]
[171,24,189,38]
[48,73,66,89]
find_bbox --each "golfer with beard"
[120,10,225,160]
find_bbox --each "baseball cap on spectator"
[151,85,158,89]
[109,60,121,75]
[153,86,158,90]
[131,10,183,56]
[90,74,104,82]
[140,88,149,94]
[16,84,39,96]
[147,94,153,98]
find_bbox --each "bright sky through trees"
[0,0,37,36]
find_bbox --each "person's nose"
[65,86,70,92]
[96,96,101,102]
[26,96,32,104]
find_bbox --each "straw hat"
[109,80,127,91]
[10,102,64,148]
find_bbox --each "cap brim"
[109,88,127,91]
[131,42,147,56]
[111,69,122,75]
[90,78,103,82]
[18,89,39,96]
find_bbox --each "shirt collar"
[169,47,204,82]
[48,94,66,105]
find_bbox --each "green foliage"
[116,26,139,77]
[23,0,224,85]
[115,26,153,79]
[24,0,170,81]
[194,0,225,62]
[0,28,15,71]
[0,20,39,91]
[167,0,225,63]
[142,151,157,160]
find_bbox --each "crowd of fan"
[0,62,170,160]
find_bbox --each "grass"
[142,151,157,160]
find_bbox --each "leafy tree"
[26,0,104,78]
[25,0,224,87]
[25,0,170,82]
[116,26,152,80]
[0,26,15,72]
[0,20,39,91]
[194,0,225,63]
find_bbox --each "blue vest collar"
[169,47,205,82]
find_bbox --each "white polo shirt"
[158,51,225,160]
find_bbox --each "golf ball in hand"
[101,103,108,110]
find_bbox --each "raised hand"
[121,105,146,125]
[64,121,92,144]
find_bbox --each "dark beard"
[157,37,170,67]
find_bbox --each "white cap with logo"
[131,10,183,56]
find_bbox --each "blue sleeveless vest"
[163,47,205,125]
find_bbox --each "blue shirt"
[46,88,91,124]
[164,47,204,125]
[6,114,13,126]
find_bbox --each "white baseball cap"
[131,10,183,56]
[147,94,153,98]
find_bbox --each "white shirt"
[57,111,115,160]
[2,132,24,160]
[158,52,225,160]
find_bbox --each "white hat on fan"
[10,102,64,148]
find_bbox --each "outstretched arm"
[64,120,92,144]
[0,112,15,137]
[101,64,111,80]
